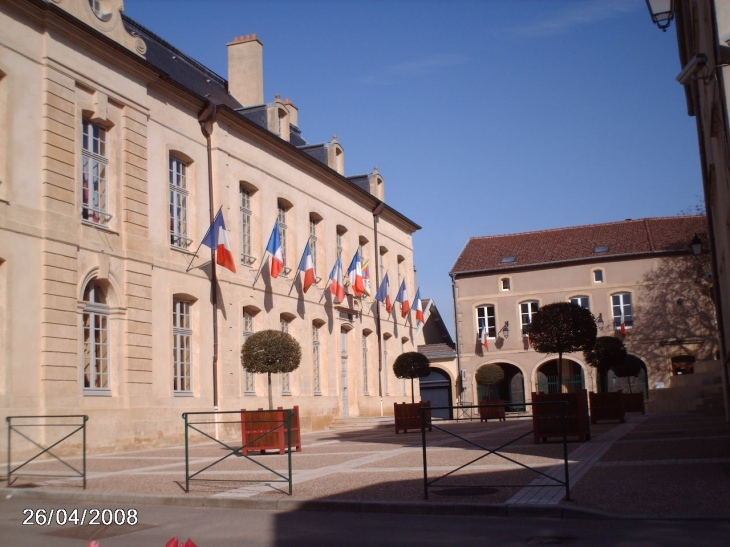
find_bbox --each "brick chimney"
[227,34,264,106]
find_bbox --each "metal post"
[82,416,87,490]
[7,417,11,486]
[421,408,429,500]
[184,413,190,493]
[287,410,293,495]
[562,403,570,501]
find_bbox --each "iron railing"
[420,402,571,501]
[6,415,88,489]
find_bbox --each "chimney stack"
[227,34,264,106]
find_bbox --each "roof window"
[501,256,516,263]
[594,245,610,253]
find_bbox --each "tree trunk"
[558,351,564,393]
[411,377,415,403]
[267,372,273,410]
[628,376,633,393]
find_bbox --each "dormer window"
[501,256,516,264]
[594,245,610,253]
[89,0,112,21]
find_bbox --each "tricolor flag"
[347,250,366,297]
[620,322,627,336]
[396,280,410,318]
[480,326,489,350]
[413,288,424,324]
[362,260,372,297]
[298,241,316,293]
[201,209,236,273]
[375,273,392,314]
[329,255,345,303]
[265,220,285,278]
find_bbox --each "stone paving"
[3,412,730,518]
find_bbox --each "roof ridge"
[466,214,704,241]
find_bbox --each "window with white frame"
[281,316,291,394]
[309,215,318,275]
[240,187,254,265]
[83,280,110,394]
[520,301,539,337]
[476,305,497,339]
[379,249,387,283]
[82,120,111,225]
[243,308,255,394]
[593,269,604,283]
[336,227,345,257]
[313,323,322,395]
[169,155,191,249]
[501,278,511,291]
[612,293,633,329]
[362,332,370,396]
[570,296,590,310]
[278,202,288,268]
[172,298,192,394]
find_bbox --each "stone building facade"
[0,0,421,454]
[450,216,718,411]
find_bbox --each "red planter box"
[532,389,590,444]
[622,392,646,414]
[589,391,625,424]
[394,401,432,434]
[478,399,506,422]
[240,406,301,455]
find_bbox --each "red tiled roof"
[451,216,707,275]
[418,343,456,358]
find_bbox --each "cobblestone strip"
[506,415,648,505]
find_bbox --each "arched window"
[281,314,292,394]
[362,330,371,396]
[243,307,256,394]
[83,280,110,393]
[240,185,256,265]
[82,120,111,225]
[169,154,192,249]
[313,322,322,395]
[277,200,290,272]
[173,297,193,394]
[570,296,590,310]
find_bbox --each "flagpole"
[251,251,268,288]
[288,244,308,295]
[372,203,385,417]
[185,206,221,273]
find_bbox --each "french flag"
[413,288,424,323]
[201,210,236,273]
[329,255,345,303]
[480,325,489,350]
[347,250,366,297]
[265,220,285,278]
[396,280,410,318]
[375,273,392,314]
[298,241,316,293]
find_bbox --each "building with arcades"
[0,0,422,454]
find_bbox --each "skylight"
[501,256,516,263]
[594,245,610,253]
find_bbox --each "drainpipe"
[450,273,464,404]
[198,101,219,410]
[373,201,386,416]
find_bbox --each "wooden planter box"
[589,391,625,424]
[532,389,590,444]
[622,392,646,414]
[240,406,302,455]
[394,401,432,434]
[478,399,506,422]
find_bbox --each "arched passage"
[536,359,585,394]
[607,355,649,400]
[419,368,452,420]
[476,363,525,411]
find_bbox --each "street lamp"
[498,321,510,339]
[596,313,605,331]
[690,233,703,256]
[646,0,674,32]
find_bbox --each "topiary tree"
[583,336,627,393]
[475,364,505,401]
[529,302,597,391]
[241,329,302,410]
[393,352,431,403]
[612,353,644,393]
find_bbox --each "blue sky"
[125,0,702,334]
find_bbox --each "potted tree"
[240,330,302,454]
[583,336,627,423]
[475,364,506,422]
[392,352,432,433]
[613,353,646,413]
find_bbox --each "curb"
[3,488,728,521]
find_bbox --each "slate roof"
[451,215,707,275]
[417,343,457,359]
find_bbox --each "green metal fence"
[6,415,88,489]
[182,409,294,494]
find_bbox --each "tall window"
[313,323,322,395]
[173,298,192,393]
[309,216,318,275]
[336,227,345,256]
[476,305,497,339]
[379,249,387,285]
[520,301,539,337]
[170,155,191,249]
[362,333,370,396]
[570,296,590,310]
[82,120,110,225]
[401,339,407,396]
[383,337,390,396]
[243,309,255,394]
[278,203,288,268]
[281,317,291,394]
[240,187,254,265]
[612,293,633,329]
[83,280,109,393]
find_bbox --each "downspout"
[373,201,386,416]
[450,273,464,404]
[198,101,219,410]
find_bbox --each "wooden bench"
[589,391,625,424]
[532,390,590,444]
[394,401,432,433]
[478,399,506,422]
